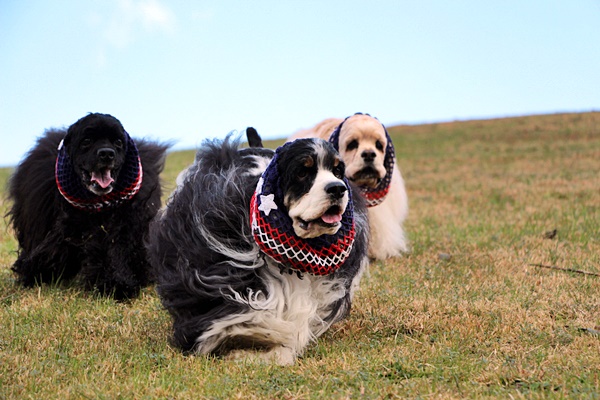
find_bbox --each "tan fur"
[290,114,408,259]
[288,118,343,141]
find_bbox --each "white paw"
[226,346,297,366]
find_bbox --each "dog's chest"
[62,207,130,241]
[263,260,347,329]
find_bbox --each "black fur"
[147,134,369,358]
[7,113,169,300]
[245,126,263,148]
[275,138,346,207]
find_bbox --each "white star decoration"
[258,194,278,216]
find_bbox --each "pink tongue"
[91,170,114,189]
[321,213,342,224]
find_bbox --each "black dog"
[147,131,369,364]
[7,113,169,299]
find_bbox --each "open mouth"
[298,205,343,231]
[350,167,382,188]
[84,168,115,194]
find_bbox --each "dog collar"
[250,143,356,276]
[55,133,143,212]
[329,113,395,207]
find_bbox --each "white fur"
[243,154,271,177]
[287,169,348,238]
[175,166,190,187]
[367,164,409,258]
[195,259,362,365]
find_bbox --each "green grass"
[1,112,599,398]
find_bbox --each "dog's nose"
[325,181,347,199]
[97,148,116,161]
[361,150,376,163]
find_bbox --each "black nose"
[97,148,115,162]
[325,181,347,199]
[361,150,376,163]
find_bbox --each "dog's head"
[274,139,349,239]
[63,113,128,196]
[334,113,390,188]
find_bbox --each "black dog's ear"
[246,127,263,148]
[62,122,79,149]
[62,133,72,148]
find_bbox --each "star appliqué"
[258,194,278,216]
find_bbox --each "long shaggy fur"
[7,113,169,299]
[147,135,369,365]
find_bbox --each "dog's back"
[8,129,66,253]
[128,138,169,214]
[288,118,342,142]
[148,137,275,350]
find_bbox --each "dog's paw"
[226,345,297,366]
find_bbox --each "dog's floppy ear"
[61,118,83,152]
[246,127,263,148]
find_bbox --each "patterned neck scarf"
[329,113,395,207]
[250,142,356,276]
[55,132,143,212]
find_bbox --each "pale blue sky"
[1,0,599,166]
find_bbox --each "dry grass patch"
[1,112,599,398]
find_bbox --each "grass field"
[1,112,599,398]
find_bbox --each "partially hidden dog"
[290,113,408,259]
[147,130,369,365]
[7,113,169,299]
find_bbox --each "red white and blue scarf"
[55,133,143,212]
[250,142,356,276]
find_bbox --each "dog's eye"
[333,165,344,179]
[376,140,384,151]
[297,168,309,180]
[346,140,358,151]
[81,139,92,149]
[114,139,123,149]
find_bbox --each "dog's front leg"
[226,345,297,366]
[81,216,151,300]
[12,222,80,287]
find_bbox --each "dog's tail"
[246,127,263,148]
